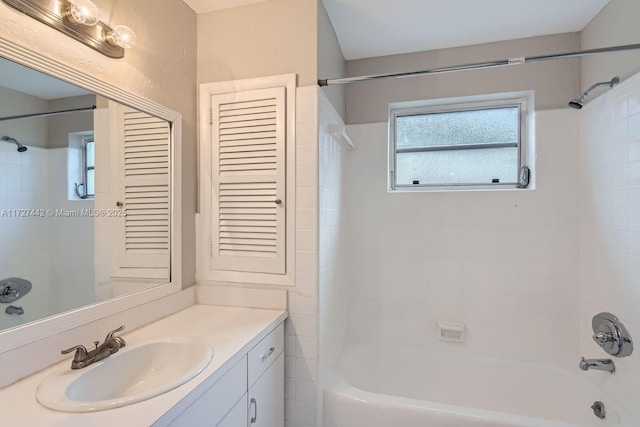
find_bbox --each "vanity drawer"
[248,323,284,387]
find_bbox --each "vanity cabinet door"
[164,356,247,427]
[217,393,248,427]
[248,352,284,427]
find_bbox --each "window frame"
[75,135,95,199]
[83,137,95,198]
[388,92,532,192]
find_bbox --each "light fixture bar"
[2,0,124,58]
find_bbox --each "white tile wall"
[579,71,640,414]
[0,143,50,329]
[47,148,95,313]
[285,85,320,427]
[344,109,582,370]
[317,92,349,427]
[0,143,95,329]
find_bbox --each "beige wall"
[197,0,317,86]
[345,33,581,124]
[0,86,48,148]
[47,95,96,149]
[0,0,198,287]
[318,1,346,120]
[581,0,640,90]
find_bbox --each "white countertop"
[0,304,287,427]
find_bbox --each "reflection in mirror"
[0,57,171,331]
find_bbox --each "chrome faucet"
[579,357,615,373]
[61,326,126,369]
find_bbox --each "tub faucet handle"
[593,331,614,345]
[591,312,633,357]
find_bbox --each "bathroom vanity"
[0,304,287,426]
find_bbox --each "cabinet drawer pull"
[250,397,258,423]
[260,346,275,361]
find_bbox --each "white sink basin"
[36,337,213,412]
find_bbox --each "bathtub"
[324,345,630,427]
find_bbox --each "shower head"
[568,99,584,110]
[2,136,27,152]
[568,76,620,109]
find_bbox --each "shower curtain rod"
[0,105,96,122]
[318,43,640,86]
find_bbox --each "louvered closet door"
[115,106,170,270]
[210,87,286,274]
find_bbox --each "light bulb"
[67,0,99,26]
[106,25,137,49]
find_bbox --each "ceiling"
[183,0,266,13]
[180,0,609,59]
[322,0,610,60]
[0,58,90,100]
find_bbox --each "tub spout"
[579,357,615,373]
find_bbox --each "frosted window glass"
[392,102,524,188]
[86,140,95,168]
[86,169,95,196]
[396,107,518,149]
[396,147,518,185]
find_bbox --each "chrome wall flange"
[0,277,32,303]
[592,312,633,357]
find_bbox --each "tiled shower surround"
[344,109,582,371]
[579,71,640,413]
[285,87,349,427]
[284,86,321,427]
[0,143,50,327]
[0,144,94,329]
[322,70,640,422]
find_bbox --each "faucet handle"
[104,325,126,347]
[593,331,614,345]
[61,344,88,361]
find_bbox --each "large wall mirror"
[0,45,181,344]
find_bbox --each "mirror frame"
[0,36,182,354]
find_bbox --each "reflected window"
[71,133,95,199]
[84,138,95,197]
[389,94,532,191]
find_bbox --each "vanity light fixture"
[1,0,136,58]
[106,25,137,49]
[65,0,99,26]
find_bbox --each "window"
[74,136,95,199]
[85,138,95,197]
[389,93,532,191]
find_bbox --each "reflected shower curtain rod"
[318,43,640,86]
[0,105,96,122]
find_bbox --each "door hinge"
[209,108,213,125]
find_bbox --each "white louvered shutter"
[210,87,286,274]
[115,106,171,271]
